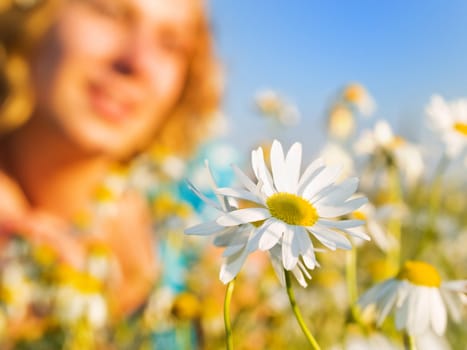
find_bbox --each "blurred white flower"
[344,331,401,350]
[348,202,398,253]
[214,140,368,275]
[355,120,424,186]
[254,89,300,126]
[55,286,107,329]
[54,266,108,329]
[320,142,355,179]
[1,262,33,320]
[426,94,467,158]
[414,329,451,350]
[342,83,376,117]
[327,104,355,140]
[359,260,467,336]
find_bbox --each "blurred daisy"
[342,83,376,117]
[184,162,259,284]
[320,142,355,179]
[254,89,300,126]
[327,104,355,140]
[348,202,398,253]
[54,266,108,329]
[215,140,369,272]
[342,330,401,350]
[0,261,33,320]
[355,121,424,187]
[358,260,467,336]
[426,94,467,158]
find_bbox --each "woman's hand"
[0,210,87,268]
[1,172,158,317]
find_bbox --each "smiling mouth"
[88,82,134,124]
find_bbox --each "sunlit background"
[211,0,467,154]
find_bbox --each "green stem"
[387,164,402,267]
[428,154,449,228]
[414,154,449,258]
[346,246,358,306]
[284,269,321,350]
[224,279,235,350]
[346,246,365,327]
[403,333,417,350]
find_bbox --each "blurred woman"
[0,0,223,347]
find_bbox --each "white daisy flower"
[342,83,376,117]
[349,202,398,253]
[343,331,401,350]
[426,94,467,158]
[184,162,259,284]
[358,260,467,336]
[327,104,355,140]
[355,121,424,188]
[320,142,355,179]
[215,140,369,273]
[254,89,300,126]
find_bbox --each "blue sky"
[209,1,467,154]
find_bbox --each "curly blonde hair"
[0,0,222,157]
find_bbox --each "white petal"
[440,288,462,323]
[185,220,229,235]
[232,164,257,193]
[316,196,367,218]
[222,244,246,257]
[269,246,286,286]
[295,230,318,269]
[339,228,371,241]
[252,148,275,196]
[204,160,228,211]
[216,187,263,204]
[395,288,411,331]
[414,329,450,350]
[313,177,359,206]
[213,226,249,246]
[411,287,430,335]
[317,219,365,229]
[270,140,288,192]
[296,260,312,280]
[220,248,249,284]
[285,142,302,192]
[185,180,222,211]
[282,226,299,270]
[442,280,467,293]
[258,219,286,250]
[358,280,400,327]
[302,165,342,200]
[376,282,399,326]
[308,225,352,250]
[358,279,397,316]
[291,263,308,288]
[430,289,447,335]
[217,208,270,226]
[297,158,324,195]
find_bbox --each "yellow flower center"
[266,192,318,226]
[344,84,365,103]
[453,122,467,136]
[352,210,367,221]
[397,261,441,287]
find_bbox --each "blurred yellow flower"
[343,83,376,117]
[327,104,355,139]
[359,260,467,336]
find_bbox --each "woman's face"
[32,0,200,158]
